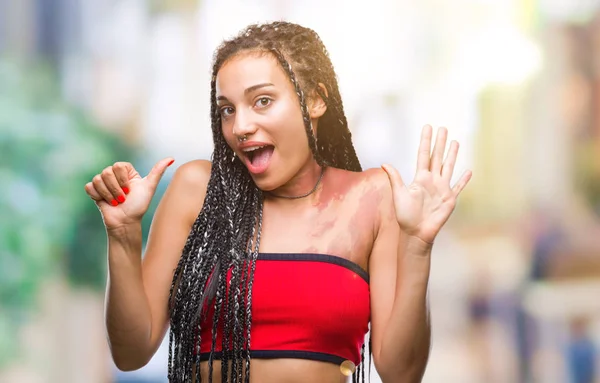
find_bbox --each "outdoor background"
[1,0,600,382]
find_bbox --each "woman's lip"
[237,140,273,150]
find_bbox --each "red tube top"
[198,253,370,366]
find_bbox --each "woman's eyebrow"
[216,83,275,102]
[244,82,274,95]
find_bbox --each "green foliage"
[0,58,136,366]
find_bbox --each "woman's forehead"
[216,54,288,96]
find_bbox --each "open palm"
[382,125,472,244]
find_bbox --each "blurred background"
[1,0,600,382]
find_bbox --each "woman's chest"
[258,192,379,271]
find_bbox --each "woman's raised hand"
[382,126,471,245]
[84,158,174,231]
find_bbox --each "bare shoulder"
[169,160,211,203]
[155,159,212,228]
[361,167,393,192]
[171,159,212,190]
[325,167,394,233]
[360,167,395,221]
[353,168,396,236]
[325,166,392,204]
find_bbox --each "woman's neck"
[266,162,325,201]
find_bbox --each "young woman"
[85,21,471,383]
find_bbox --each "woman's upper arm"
[141,159,212,354]
[368,169,403,370]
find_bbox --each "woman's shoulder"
[171,159,212,189]
[325,166,393,216]
[329,166,392,193]
[326,166,393,234]
[360,166,392,187]
[163,159,213,220]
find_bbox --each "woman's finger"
[112,162,132,194]
[430,127,447,174]
[452,170,473,195]
[441,140,459,181]
[92,173,118,206]
[416,125,433,172]
[84,182,103,201]
[381,163,405,192]
[101,167,126,204]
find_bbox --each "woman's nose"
[232,109,258,139]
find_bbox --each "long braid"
[169,165,223,380]
[268,47,324,166]
[243,195,262,383]
[168,21,365,382]
[308,30,361,171]
[221,148,242,382]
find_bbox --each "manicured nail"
[117,195,125,203]
[110,199,118,206]
[168,160,175,166]
[122,186,129,194]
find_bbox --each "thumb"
[381,164,405,192]
[145,158,175,187]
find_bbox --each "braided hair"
[167,21,365,382]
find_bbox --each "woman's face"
[216,53,322,191]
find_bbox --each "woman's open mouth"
[241,144,275,175]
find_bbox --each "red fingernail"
[122,187,129,194]
[110,199,118,206]
[117,195,125,203]
[168,160,174,166]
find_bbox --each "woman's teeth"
[243,146,265,161]
[242,145,267,153]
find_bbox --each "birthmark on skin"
[357,185,384,221]
[315,169,360,212]
[348,188,380,260]
[310,169,387,268]
[329,177,384,268]
[326,231,351,259]
[310,218,335,238]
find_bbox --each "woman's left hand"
[382,125,472,245]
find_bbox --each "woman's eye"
[255,97,272,108]
[220,106,234,117]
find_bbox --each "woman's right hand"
[84,158,175,231]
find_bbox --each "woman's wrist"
[405,235,434,256]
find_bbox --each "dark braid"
[167,21,366,382]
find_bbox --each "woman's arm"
[368,171,431,383]
[105,160,211,370]
[369,125,471,382]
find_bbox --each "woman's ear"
[308,83,328,119]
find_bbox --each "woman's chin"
[252,178,278,193]
[248,171,286,194]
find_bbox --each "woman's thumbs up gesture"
[84,158,174,231]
